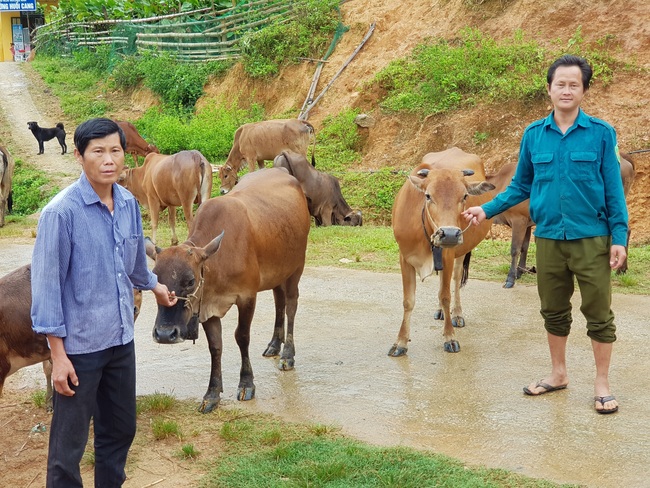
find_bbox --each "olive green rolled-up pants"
[535,236,616,343]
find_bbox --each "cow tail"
[197,153,212,206]
[460,252,472,288]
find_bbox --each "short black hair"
[74,118,126,156]
[547,55,593,91]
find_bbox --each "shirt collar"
[544,108,592,132]
[78,172,126,209]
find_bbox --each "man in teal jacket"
[463,55,628,414]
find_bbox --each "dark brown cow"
[1,145,14,227]
[115,120,159,167]
[273,150,362,226]
[0,265,143,410]
[219,119,315,194]
[486,162,534,288]
[119,150,213,246]
[390,147,495,355]
[146,168,310,413]
[488,152,636,286]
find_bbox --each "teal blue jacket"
[482,109,629,246]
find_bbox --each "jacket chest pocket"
[570,151,598,181]
[531,152,554,182]
[122,238,139,275]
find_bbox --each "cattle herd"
[0,118,637,412]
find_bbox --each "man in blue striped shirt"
[463,55,628,415]
[31,118,178,487]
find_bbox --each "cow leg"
[450,256,465,328]
[279,271,301,371]
[389,254,416,357]
[149,200,161,245]
[517,225,535,279]
[180,201,194,237]
[439,252,459,352]
[199,316,224,413]
[168,206,178,246]
[235,297,257,402]
[256,158,265,170]
[43,359,53,412]
[263,286,286,358]
[505,219,526,288]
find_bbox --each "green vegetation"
[240,0,341,78]
[151,418,183,440]
[177,443,200,460]
[10,159,59,217]
[372,27,625,117]
[29,389,48,409]
[200,409,575,488]
[136,392,177,414]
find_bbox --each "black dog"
[27,121,67,155]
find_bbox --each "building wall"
[1,12,22,62]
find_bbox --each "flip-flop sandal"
[594,395,618,414]
[523,381,568,396]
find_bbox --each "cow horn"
[462,169,475,177]
[416,168,430,178]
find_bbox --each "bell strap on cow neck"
[421,201,474,273]
[422,205,444,272]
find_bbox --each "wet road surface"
[4,242,650,487]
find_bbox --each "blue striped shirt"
[482,109,628,246]
[31,173,158,354]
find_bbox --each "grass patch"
[136,392,177,415]
[151,418,182,440]
[30,389,48,409]
[203,436,576,488]
[176,443,200,460]
[9,159,59,217]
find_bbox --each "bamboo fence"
[32,0,314,62]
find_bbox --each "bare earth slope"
[203,0,650,241]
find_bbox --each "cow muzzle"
[153,325,185,344]
[432,226,463,248]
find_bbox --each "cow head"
[146,232,224,344]
[409,168,494,248]
[342,210,363,226]
[218,164,238,194]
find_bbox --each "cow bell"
[187,314,200,343]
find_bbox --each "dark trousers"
[47,341,137,488]
[535,236,616,343]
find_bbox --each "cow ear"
[145,237,160,261]
[200,230,225,261]
[467,181,496,196]
[408,174,428,193]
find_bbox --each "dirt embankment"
[201,0,650,242]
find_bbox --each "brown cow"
[115,120,159,167]
[273,150,362,226]
[0,265,143,410]
[145,168,310,413]
[1,145,15,227]
[488,152,636,286]
[390,147,495,355]
[119,150,213,246]
[486,162,534,288]
[218,119,315,194]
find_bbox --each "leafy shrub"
[313,108,362,173]
[374,28,547,116]
[240,0,341,78]
[136,100,264,160]
[111,55,145,90]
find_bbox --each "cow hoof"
[388,344,407,357]
[237,385,256,401]
[433,309,444,320]
[503,281,515,289]
[444,340,460,353]
[452,317,465,328]
[198,399,219,414]
[278,358,295,371]
[263,341,281,357]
